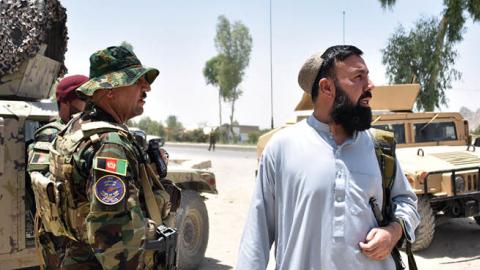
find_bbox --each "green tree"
[382,17,461,111]
[203,55,223,127]
[136,116,165,137]
[165,115,184,141]
[206,15,252,140]
[378,0,480,111]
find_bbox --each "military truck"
[0,1,216,269]
[257,84,480,251]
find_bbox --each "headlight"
[454,175,465,193]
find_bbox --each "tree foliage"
[379,0,480,111]
[128,116,165,137]
[382,17,461,111]
[203,55,223,126]
[165,115,184,141]
[204,15,252,140]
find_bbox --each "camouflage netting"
[0,0,68,78]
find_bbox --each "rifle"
[147,138,168,179]
[144,225,178,270]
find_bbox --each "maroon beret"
[56,75,89,103]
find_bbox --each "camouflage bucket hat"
[76,46,159,98]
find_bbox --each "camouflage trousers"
[60,240,102,270]
[38,229,70,270]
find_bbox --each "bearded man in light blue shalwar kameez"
[236,45,420,270]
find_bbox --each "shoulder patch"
[94,175,126,205]
[93,157,128,176]
[30,152,50,165]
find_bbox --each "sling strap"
[372,129,418,270]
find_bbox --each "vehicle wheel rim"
[183,210,202,253]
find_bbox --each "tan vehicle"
[257,84,480,251]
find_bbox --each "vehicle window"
[372,124,406,144]
[414,122,457,142]
[25,120,42,143]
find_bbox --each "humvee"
[257,84,480,251]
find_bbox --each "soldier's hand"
[358,222,402,261]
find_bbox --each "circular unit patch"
[94,175,126,205]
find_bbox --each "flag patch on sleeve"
[93,157,128,176]
[94,175,126,205]
[30,152,50,165]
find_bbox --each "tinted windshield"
[372,124,406,144]
[414,122,457,142]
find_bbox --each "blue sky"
[62,0,480,129]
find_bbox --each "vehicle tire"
[176,190,209,270]
[411,196,435,251]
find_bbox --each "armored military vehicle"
[0,1,215,269]
[257,84,480,251]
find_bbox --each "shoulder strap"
[371,128,396,193]
[34,119,65,141]
[371,129,418,270]
[53,120,130,164]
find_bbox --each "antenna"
[269,0,274,129]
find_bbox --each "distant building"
[222,124,259,142]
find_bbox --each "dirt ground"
[168,145,480,270]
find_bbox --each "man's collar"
[82,103,118,124]
[307,114,360,145]
[307,114,330,134]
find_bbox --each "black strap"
[406,241,418,270]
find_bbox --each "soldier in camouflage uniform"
[33,46,173,269]
[28,75,88,269]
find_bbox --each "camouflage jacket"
[50,105,156,269]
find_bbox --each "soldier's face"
[68,98,86,116]
[113,77,151,120]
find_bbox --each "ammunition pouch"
[46,142,90,242]
[30,171,75,239]
[154,189,172,220]
[144,225,178,270]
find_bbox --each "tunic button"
[335,195,343,202]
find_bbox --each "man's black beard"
[330,82,372,137]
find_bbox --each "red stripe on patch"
[105,158,118,172]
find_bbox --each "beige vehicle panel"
[0,117,38,269]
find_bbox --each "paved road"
[165,145,480,270]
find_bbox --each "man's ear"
[106,90,114,98]
[319,77,335,98]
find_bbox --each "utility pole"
[269,0,274,129]
[342,10,346,44]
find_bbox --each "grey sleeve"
[236,149,276,270]
[390,160,420,242]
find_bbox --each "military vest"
[31,118,132,241]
